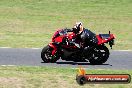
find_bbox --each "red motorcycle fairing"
[67,33,76,40]
[52,29,76,43]
[53,36,66,43]
[48,43,57,55]
[96,34,115,45]
[52,29,63,42]
[50,30,78,55]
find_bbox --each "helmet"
[72,22,83,33]
[76,22,83,30]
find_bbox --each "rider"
[69,22,98,49]
[71,22,84,48]
[58,22,98,49]
[73,22,84,34]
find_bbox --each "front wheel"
[41,45,59,63]
[89,45,110,65]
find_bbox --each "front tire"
[41,45,59,63]
[89,45,109,65]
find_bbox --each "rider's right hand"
[69,41,80,48]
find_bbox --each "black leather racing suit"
[70,28,98,48]
[59,28,98,48]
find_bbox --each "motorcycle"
[41,28,115,65]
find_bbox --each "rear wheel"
[41,45,59,63]
[89,45,109,65]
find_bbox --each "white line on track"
[31,48,41,49]
[0,47,41,49]
[0,47,132,51]
[1,65,16,66]
[0,47,11,48]
[112,50,132,51]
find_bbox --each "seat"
[99,34,110,39]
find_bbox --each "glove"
[74,43,81,48]
[69,41,81,48]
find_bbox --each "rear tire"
[89,45,109,65]
[41,45,59,63]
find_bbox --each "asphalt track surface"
[0,48,132,70]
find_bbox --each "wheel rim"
[92,47,109,61]
[44,49,53,61]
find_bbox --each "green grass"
[0,0,132,49]
[0,66,131,88]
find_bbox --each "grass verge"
[0,66,131,88]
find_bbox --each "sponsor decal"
[76,67,131,85]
